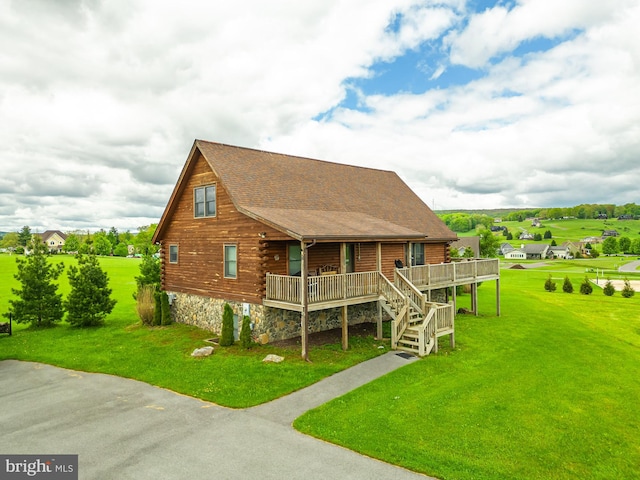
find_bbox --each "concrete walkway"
[0,353,432,479]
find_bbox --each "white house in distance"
[505,249,526,260]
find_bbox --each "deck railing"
[266,271,380,305]
[397,258,499,288]
[265,259,499,306]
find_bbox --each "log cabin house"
[152,140,500,357]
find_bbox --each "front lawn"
[0,254,388,408]
[294,266,640,480]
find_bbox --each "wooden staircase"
[379,271,455,357]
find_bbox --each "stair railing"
[378,272,410,349]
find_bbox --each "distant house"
[596,213,608,219]
[450,236,480,257]
[39,230,67,252]
[602,230,619,237]
[531,218,541,227]
[490,226,506,232]
[548,246,570,259]
[519,232,534,240]
[505,249,526,260]
[500,243,515,256]
[582,236,601,244]
[563,241,584,257]
[618,214,634,220]
[523,244,549,260]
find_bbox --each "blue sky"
[1,0,639,232]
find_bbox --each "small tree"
[619,237,631,254]
[134,253,161,300]
[544,274,557,292]
[603,279,615,296]
[17,225,32,248]
[580,276,593,295]
[240,315,252,349]
[62,233,81,253]
[621,279,635,298]
[562,276,573,293]
[602,236,618,255]
[220,303,235,346]
[5,241,64,327]
[113,242,129,257]
[65,254,117,327]
[160,291,172,325]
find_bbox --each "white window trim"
[224,244,237,279]
[169,244,179,264]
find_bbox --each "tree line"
[440,203,640,233]
[0,225,158,256]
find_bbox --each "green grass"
[495,218,640,244]
[294,263,640,480]
[0,254,388,408]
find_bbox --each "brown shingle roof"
[155,140,456,242]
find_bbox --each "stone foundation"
[168,291,386,343]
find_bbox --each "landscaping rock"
[191,346,214,357]
[258,333,269,344]
[262,354,284,363]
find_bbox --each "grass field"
[0,254,387,408]
[456,217,640,246]
[294,263,640,480]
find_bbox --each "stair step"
[396,345,419,353]
[398,338,419,347]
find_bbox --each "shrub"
[160,291,172,325]
[603,279,615,296]
[544,274,556,292]
[153,292,162,326]
[136,285,156,325]
[580,277,593,295]
[562,276,573,293]
[240,315,252,349]
[621,279,635,298]
[220,303,235,346]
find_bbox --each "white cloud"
[0,0,638,232]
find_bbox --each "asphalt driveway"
[0,356,431,479]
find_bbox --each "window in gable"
[224,244,237,278]
[194,185,216,218]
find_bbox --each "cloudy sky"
[1,0,639,233]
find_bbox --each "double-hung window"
[194,185,216,218]
[224,244,237,279]
[169,245,179,264]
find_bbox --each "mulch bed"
[270,322,380,348]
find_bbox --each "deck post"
[472,282,478,315]
[376,243,383,340]
[341,305,348,351]
[301,240,309,361]
[452,283,457,313]
[496,278,501,316]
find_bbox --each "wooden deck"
[264,259,500,311]
[264,259,499,357]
